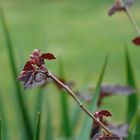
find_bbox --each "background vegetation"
[0,0,140,139]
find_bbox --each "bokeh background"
[0,0,140,139]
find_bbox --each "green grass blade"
[0,118,2,140]
[71,75,91,132]
[0,7,33,139]
[125,47,138,123]
[34,87,44,116]
[58,60,72,137]
[34,112,41,140]
[0,93,9,140]
[127,111,140,140]
[46,100,54,140]
[71,105,81,131]
[78,55,108,140]
[132,112,140,140]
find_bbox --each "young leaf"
[78,55,108,140]
[94,110,112,118]
[132,36,140,46]
[41,53,56,60]
[58,60,72,137]
[125,47,138,123]
[34,112,41,140]
[0,7,33,139]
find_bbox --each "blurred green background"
[0,0,140,139]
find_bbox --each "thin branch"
[48,71,112,135]
[125,8,140,35]
[121,0,140,36]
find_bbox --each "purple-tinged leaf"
[18,70,48,89]
[108,0,126,16]
[95,110,112,119]
[76,85,135,106]
[41,53,56,60]
[100,85,135,96]
[108,124,129,139]
[92,133,122,140]
[125,0,134,7]
[23,61,34,71]
[132,36,140,45]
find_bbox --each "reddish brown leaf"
[132,36,140,45]
[41,53,56,60]
[23,61,34,71]
[108,0,126,16]
[95,110,112,119]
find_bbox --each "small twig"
[48,71,112,135]
[125,8,140,36]
[121,0,140,36]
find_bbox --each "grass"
[0,0,140,139]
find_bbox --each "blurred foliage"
[0,0,140,139]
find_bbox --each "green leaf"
[0,7,33,139]
[78,55,108,140]
[0,93,9,140]
[125,47,138,123]
[132,112,140,140]
[127,111,140,140]
[58,60,72,137]
[71,75,91,132]
[46,100,54,140]
[71,105,81,131]
[34,112,41,140]
[34,87,45,116]
[0,118,2,140]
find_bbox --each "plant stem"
[120,0,140,36]
[48,71,112,135]
[125,8,140,36]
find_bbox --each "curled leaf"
[41,53,56,60]
[23,61,34,71]
[18,70,48,89]
[132,36,140,45]
[95,110,112,119]
[18,49,55,89]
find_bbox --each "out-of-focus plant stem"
[121,0,140,36]
[125,8,140,35]
[48,72,112,135]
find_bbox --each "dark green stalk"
[125,47,138,123]
[58,60,72,137]
[34,112,41,140]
